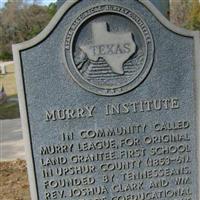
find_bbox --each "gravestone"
[150,0,170,18]
[13,0,200,200]
[0,85,7,104]
[56,0,66,9]
[0,63,7,75]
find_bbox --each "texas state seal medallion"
[64,5,154,96]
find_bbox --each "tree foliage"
[170,0,200,30]
[0,1,57,60]
[170,0,191,27]
[1,0,200,61]
[186,0,200,30]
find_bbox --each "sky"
[0,0,57,8]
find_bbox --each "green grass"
[0,101,20,119]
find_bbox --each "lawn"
[0,63,20,119]
[0,101,20,119]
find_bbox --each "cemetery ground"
[1,63,29,199]
[0,63,20,119]
[0,160,30,200]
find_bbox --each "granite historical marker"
[13,0,200,200]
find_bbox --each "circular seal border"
[71,12,148,91]
[64,4,154,96]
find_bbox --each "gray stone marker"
[13,0,200,200]
[150,0,170,18]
